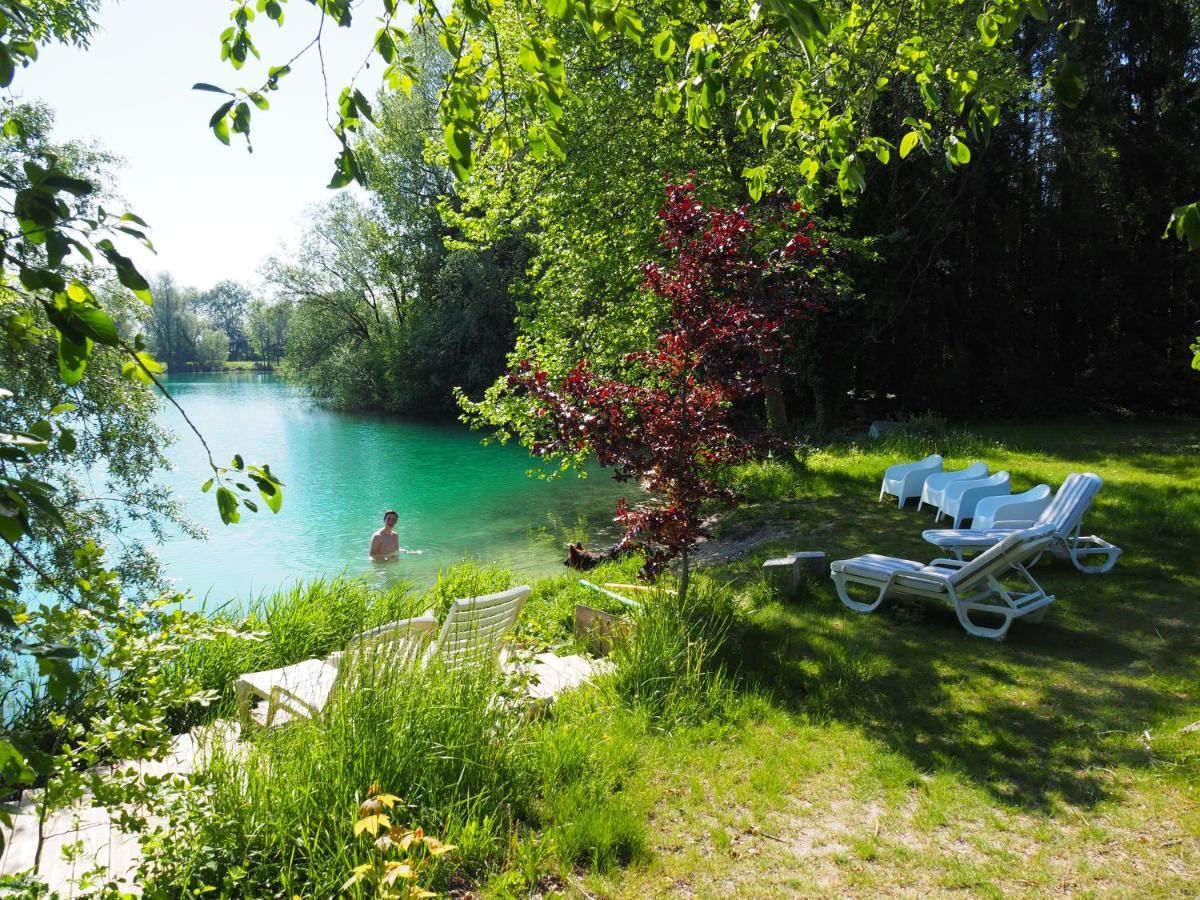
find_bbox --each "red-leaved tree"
[509,179,830,599]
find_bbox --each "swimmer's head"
[382,509,398,526]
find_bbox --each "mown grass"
[153,418,1199,897]
[576,417,1200,897]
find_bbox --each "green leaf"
[121,351,165,384]
[1026,0,1050,22]
[43,174,94,196]
[837,155,866,194]
[69,304,119,346]
[742,165,768,202]
[201,478,214,493]
[216,486,241,524]
[977,14,1000,47]
[443,122,472,162]
[899,131,920,159]
[1165,203,1200,252]
[652,31,676,61]
[249,473,283,513]
[544,0,571,18]
[56,331,91,386]
[947,136,972,166]
[231,454,245,471]
[193,82,233,95]
[0,47,13,89]
[1054,59,1086,109]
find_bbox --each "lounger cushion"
[830,554,924,580]
[922,527,1017,548]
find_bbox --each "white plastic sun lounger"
[235,585,531,729]
[969,483,1051,530]
[830,525,1057,640]
[918,462,988,515]
[922,473,1121,574]
[938,470,1010,528]
[878,454,943,508]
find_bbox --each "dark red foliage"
[509,180,830,580]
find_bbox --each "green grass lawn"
[571,418,1200,898]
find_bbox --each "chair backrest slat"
[1035,473,1103,536]
[335,615,438,695]
[436,585,531,671]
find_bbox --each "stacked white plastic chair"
[938,470,1011,528]
[922,473,1121,573]
[970,484,1051,530]
[918,462,988,515]
[878,454,943,508]
[829,524,1057,640]
[234,585,532,729]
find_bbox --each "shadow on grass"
[711,422,1200,813]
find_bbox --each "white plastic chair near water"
[921,473,1121,574]
[938,470,1011,528]
[234,585,531,729]
[918,462,988,515]
[830,525,1057,640]
[878,454,943,508]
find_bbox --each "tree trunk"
[760,349,788,433]
[678,546,690,606]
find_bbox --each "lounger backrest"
[1035,473,1103,537]
[435,585,531,672]
[347,615,437,668]
[946,524,1057,588]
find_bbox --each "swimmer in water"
[370,509,422,561]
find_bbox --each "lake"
[144,373,629,606]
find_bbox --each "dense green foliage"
[447,0,1200,433]
[271,55,526,414]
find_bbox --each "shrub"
[601,577,740,731]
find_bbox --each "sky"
[19,0,400,291]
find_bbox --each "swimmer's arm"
[369,533,389,560]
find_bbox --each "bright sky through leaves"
[18,0,394,290]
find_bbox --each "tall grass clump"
[143,660,537,896]
[421,560,514,620]
[872,410,1000,459]
[730,452,809,502]
[601,577,740,731]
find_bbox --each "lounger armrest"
[269,684,322,720]
[887,569,950,589]
[989,518,1036,529]
[928,558,970,569]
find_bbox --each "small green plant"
[342,784,456,898]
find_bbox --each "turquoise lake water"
[144,373,629,607]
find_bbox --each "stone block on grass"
[762,551,827,602]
